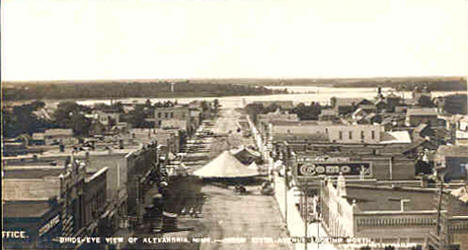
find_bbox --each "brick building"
[2,160,108,248]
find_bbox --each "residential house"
[252,101,295,111]
[333,98,372,115]
[319,109,339,121]
[405,108,439,127]
[434,145,468,181]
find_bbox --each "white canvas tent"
[193,151,259,178]
[247,161,258,170]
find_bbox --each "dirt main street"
[164,107,292,250]
[197,184,291,250]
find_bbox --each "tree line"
[245,102,322,123]
[3,82,287,101]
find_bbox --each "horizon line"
[3,75,467,84]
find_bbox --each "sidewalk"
[273,174,337,250]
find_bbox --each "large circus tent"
[193,151,259,178]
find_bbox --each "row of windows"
[357,217,434,226]
[338,130,376,140]
[157,112,174,118]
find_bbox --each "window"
[349,131,353,140]
[165,112,169,118]
[371,130,375,140]
[325,128,328,134]
[170,112,174,118]
[339,131,343,140]
[158,112,161,118]
[361,131,365,140]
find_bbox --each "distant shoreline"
[1,81,287,102]
[2,76,465,103]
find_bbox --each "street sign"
[296,162,372,177]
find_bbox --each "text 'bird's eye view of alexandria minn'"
[1,0,468,250]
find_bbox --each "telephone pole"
[427,175,449,249]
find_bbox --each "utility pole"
[428,175,448,250]
[304,187,308,250]
[285,164,288,229]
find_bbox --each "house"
[413,123,435,138]
[434,145,468,181]
[319,109,339,121]
[153,105,190,128]
[405,108,439,127]
[252,101,295,111]
[363,113,381,124]
[456,116,468,145]
[257,110,299,137]
[94,110,120,126]
[351,108,368,124]
[333,98,372,115]
[386,93,402,110]
[434,94,467,115]
[358,104,377,114]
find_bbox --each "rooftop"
[44,128,74,136]
[343,184,436,212]
[270,120,335,126]
[3,178,61,201]
[380,131,412,144]
[406,108,438,116]
[3,200,54,218]
[4,165,65,179]
[320,109,338,116]
[437,145,468,157]
[252,100,295,109]
[335,98,369,107]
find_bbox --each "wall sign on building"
[296,162,372,177]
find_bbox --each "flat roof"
[4,200,53,218]
[437,145,468,157]
[406,108,438,116]
[3,178,60,201]
[344,185,436,212]
[4,166,65,179]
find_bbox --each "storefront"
[3,200,62,249]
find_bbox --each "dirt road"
[197,184,291,250]
[208,108,254,158]
[197,108,291,250]
[158,107,292,250]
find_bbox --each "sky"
[2,0,468,81]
